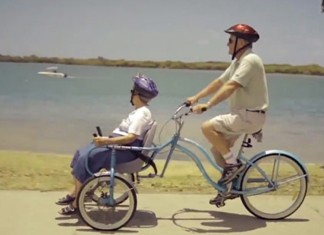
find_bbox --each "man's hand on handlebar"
[191,103,209,114]
[186,96,199,106]
[185,96,209,113]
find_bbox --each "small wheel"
[77,174,137,230]
[240,153,308,219]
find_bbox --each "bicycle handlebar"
[172,101,208,120]
[172,102,192,120]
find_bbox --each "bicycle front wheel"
[77,174,137,230]
[240,153,308,220]
[114,173,136,204]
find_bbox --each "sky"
[0,0,323,66]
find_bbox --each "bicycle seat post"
[237,134,249,157]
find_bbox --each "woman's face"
[130,89,141,106]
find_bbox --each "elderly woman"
[56,74,159,215]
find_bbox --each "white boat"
[38,66,67,78]
[37,71,67,78]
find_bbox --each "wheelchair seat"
[115,121,157,174]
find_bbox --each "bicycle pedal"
[216,200,226,208]
[215,197,226,208]
[210,194,226,207]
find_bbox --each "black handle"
[201,107,207,112]
[96,126,102,136]
[189,105,207,113]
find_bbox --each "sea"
[1,62,324,163]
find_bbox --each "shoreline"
[1,56,324,76]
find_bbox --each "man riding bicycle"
[187,24,269,203]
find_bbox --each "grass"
[1,150,324,195]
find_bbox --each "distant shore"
[1,54,324,76]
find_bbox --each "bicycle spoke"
[276,174,308,186]
[271,155,280,182]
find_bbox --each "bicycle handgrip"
[184,101,191,107]
[96,126,102,136]
[190,106,207,113]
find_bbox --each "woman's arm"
[93,133,138,147]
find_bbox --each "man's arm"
[192,80,242,113]
[206,80,242,109]
[188,78,223,104]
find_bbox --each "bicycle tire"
[240,153,308,220]
[77,174,137,230]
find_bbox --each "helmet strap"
[130,95,134,106]
[232,38,252,60]
[231,37,238,60]
[130,89,136,106]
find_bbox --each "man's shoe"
[209,193,239,205]
[209,193,239,207]
[209,193,226,207]
[218,161,245,185]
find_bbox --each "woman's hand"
[93,136,110,147]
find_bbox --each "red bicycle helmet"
[225,24,260,43]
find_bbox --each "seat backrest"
[141,120,157,156]
[115,120,157,174]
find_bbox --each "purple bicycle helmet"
[132,74,159,99]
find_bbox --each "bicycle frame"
[150,120,273,196]
[78,104,309,230]
[86,103,308,199]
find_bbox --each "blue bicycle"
[77,103,308,230]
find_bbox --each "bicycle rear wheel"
[240,153,308,220]
[77,174,137,230]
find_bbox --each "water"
[1,62,324,163]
